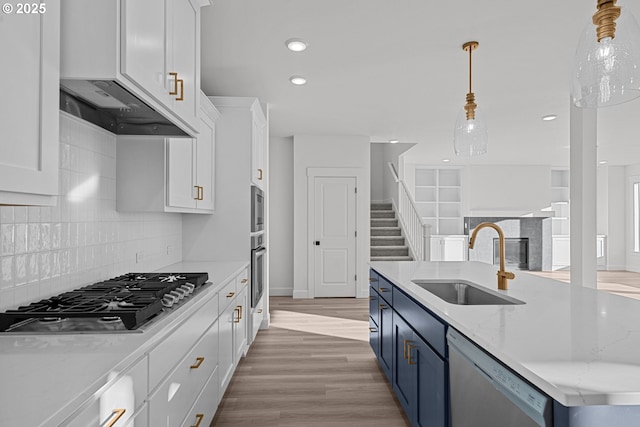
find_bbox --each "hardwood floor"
[528,270,640,300]
[210,297,411,427]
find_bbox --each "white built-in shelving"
[551,169,570,236]
[414,167,463,235]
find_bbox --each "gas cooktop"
[0,272,209,333]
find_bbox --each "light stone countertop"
[0,261,248,427]
[369,261,640,407]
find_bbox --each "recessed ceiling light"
[599,160,608,164]
[442,159,451,163]
[542,114,558,121]
[389,139,399,144]
[286,38,307,52]
[289,76,307,85]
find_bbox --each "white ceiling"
[200,0,640,166]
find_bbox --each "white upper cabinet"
[61,0,204,135]
[251,111,266,189]
[0,2,59,205]
[117,93,219,214]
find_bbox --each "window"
[634,182,640,252]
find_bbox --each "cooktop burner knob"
[162,294,177,308]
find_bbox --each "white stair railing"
[387,162,431,261]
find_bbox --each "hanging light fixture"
[572,0,640,108]
[454,41,488,156]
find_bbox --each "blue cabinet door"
[413,332,447,427]
[369,286,380,327]
[379,298,393,381]
[393,312,415,418]
[369,316,380,359]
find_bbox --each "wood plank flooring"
[210,297,411,427]
[528,270,640,300]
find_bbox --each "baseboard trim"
[269,288,294,297]
[293,290,309,299]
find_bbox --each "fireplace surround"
[465,217,552,271]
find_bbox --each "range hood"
[60,80,189,137]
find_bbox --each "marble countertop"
[370,261,640,407]
[0,261,248,427]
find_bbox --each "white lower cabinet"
[63,356,148,427]
[58,265,252,427]
[149,319,219,427]
[430,235,468,261]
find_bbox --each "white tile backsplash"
[0,113,183,311]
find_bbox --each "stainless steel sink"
[411,280,524,305]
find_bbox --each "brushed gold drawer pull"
[176,78,184,101]
[258,168,263,180]
[379,304,387,310]
[106,409,126,427]
[403,339,409,359]
[407,344,416,365]
[191,413,204,427]
[369,327,377,333]
[369,296,375,300]
[257,308,263,314]
[193,185,200,200]
[227,292,235,298]
[197,186,204,200]
[241,278,248,283]
[237,305,243,320]
[169,72,179,95]
[233,307,241,323]
[378,287,388,292]
[190,357,205,369]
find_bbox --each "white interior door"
[313,177,357,297]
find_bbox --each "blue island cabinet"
[370,268,448,427]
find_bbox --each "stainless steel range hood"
[60,80,189,137]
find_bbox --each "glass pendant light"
[454,41,488,156]
[572,0,640,108]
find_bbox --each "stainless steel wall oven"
[251,185,264,232]
[251,233,266,308]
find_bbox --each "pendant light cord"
[468,45,473,94]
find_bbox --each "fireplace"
[493,238,529,270]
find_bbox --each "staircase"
[370,203,413,261]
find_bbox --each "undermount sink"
[411,280,525,306]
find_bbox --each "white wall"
[626,164,640,272]
[467,165,551,214]
[269,137,294,296]
[0,113,182,311]
[293,135,370,298]
[606,166,625,269]
[371,144,384,202]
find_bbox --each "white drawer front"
[180,368,220,427]
[218,279,238,313]
[149,320,219,427]
[149,294,219,391]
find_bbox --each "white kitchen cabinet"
[430,236,468,261]
[117,93,219,213]
[0,1,59,205]
[252,112,267,188]
[61,0,204,135]
[250,295,265,344]
[63,356,148,427]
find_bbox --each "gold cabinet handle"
[233,307,241,323]
[190,357,205,369]
[378,287,389,293]
[169,72,179,95]
[407,344,416,365]
[379,304,387,310]
[257,309,263,314]
[368,296,375,300]
[403,339,410,360]
[369,327,377,333]
[196,186,203,201]
[191,414,204,427]
[258,168,263,180]
[176,78,184,101]
[241,278,248,283]
[237,305,243,320]
[193,185,200,200]
[106,409,126,427]
[226,292,235,298]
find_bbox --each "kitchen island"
[370,261,640,425]
[0,261,248,427]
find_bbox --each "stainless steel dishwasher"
[447,328,553,427]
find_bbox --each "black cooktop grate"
[0,272,208,332]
